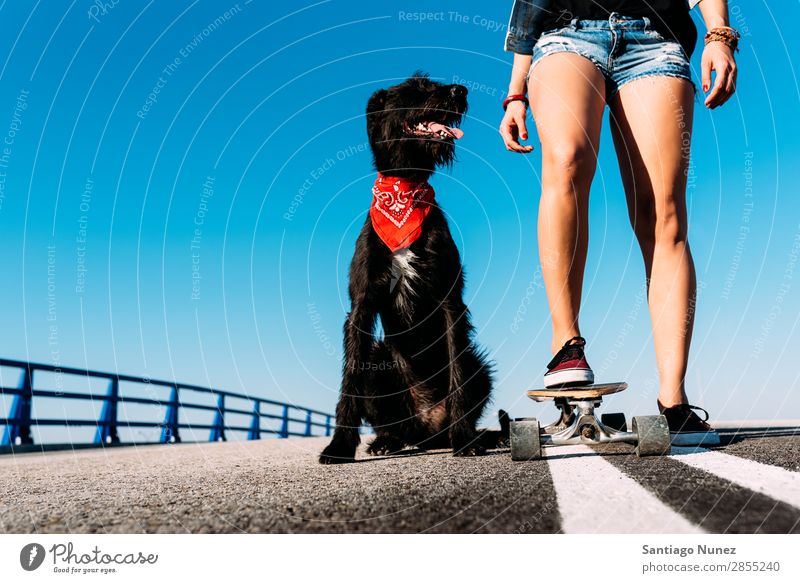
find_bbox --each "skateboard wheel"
[632,415,670,457]
[601,412,627,432]
[510,418,541,461]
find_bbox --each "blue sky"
[0,0,798,441]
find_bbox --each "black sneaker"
[662,404,720,446]
[544,336,595,388]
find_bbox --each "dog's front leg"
[319,303,375,464]
[442,301,485,457]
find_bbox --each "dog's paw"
[319,441,356,465]
[453,443,486,457]
[366,435,404,456]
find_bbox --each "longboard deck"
[527,382,627,401]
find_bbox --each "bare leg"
[528,54,607,353]
[609,77,696,409]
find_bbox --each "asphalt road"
[0,428,798,534]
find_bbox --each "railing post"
[210,393,225,442]
[304,410,312,436]
[2,367,33,446]
[279,404,289,438]
[248,401,261,440]
[325,415,332,436]
[160,386,181,443]
[94,377,120,445]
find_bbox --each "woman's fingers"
[504,125,533,152]
[703,45,737,109]
[515,110,529,141]
[725,64,738,98]
[701,53,713,94]
[499,120,518,150]
[511,112,533,152]
[707,64,737,108]
[499,115,533,153]
[704,59,729,107]
[499,103,533,153]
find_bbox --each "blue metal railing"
[0,358,334,447]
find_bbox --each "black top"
[541,0,697,56]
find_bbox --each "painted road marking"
[671,446,800,509]
[545,445,703,534]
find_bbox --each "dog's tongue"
[428,122,464,139]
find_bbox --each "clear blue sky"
[0,0,798,442]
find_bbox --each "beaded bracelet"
[704,26,740,52]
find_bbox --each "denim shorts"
[530,13,695,100]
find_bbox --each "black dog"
[320,73,506,464]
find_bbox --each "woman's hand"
[701,41,737,109]
[499,100,533,153]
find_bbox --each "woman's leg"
[528,54,607,354]
[608,77,696,409]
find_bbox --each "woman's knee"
[541,141,598,190]
[631,198,688,249]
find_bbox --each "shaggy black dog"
[319,73,507,464]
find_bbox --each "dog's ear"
[366,89,387,116]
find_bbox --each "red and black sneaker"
[544,336,595,388]
[662,403,720,446]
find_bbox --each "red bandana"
[369,173,435,252]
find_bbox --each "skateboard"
[510,382,670,461]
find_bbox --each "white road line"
[671,446,800,509]
[712,420,800,429]
[545,445,703,534]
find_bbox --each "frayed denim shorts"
[530,13,695,100]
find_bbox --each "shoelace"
[673,404,710,422]
[547,336,586,370]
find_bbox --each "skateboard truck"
[510,382,671,460]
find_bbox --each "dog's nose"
[450,84,468,98]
